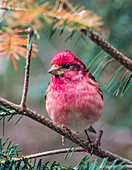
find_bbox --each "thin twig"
[0,147,85,163]
[0,6,25,11]
[62,0,132,71]
[24,147,85,159]
[0,97,132,165]
[20,28,34,108]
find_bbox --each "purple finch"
[45,51,103,134]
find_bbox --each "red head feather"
[51,51,86,71]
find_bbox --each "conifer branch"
[0,97,132,165]
[86,30,132,71]
[62,0,132,71]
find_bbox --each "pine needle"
[103,66,123,90]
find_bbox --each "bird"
[45,50,103,143]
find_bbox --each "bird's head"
[48,51,86,77]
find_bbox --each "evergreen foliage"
[0,138,127,170]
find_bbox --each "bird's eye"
[65,63,70,69]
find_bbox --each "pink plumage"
[45,51,103,132]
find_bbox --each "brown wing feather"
[87,71,103,100]
[45,82,50,101]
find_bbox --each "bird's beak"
[48,65,64,76]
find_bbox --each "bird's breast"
[46,78,103,132]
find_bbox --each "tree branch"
[0,147,85,164]
[20,28,34,108]
[85,30,132,71]
[24,147,85,160]
[0,97,132,165]
[62,0,132,71]
[15,148,85,162]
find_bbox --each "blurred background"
[0,0,132,167]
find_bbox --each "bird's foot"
[84,129,103,155]
[84,129,94,155]
[62,125,72,145]
[94,130,103,148]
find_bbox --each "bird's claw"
[94,130,103,148]
[87,141,94,155]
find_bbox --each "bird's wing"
[45,82,51,101]
[87,71,103,100]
